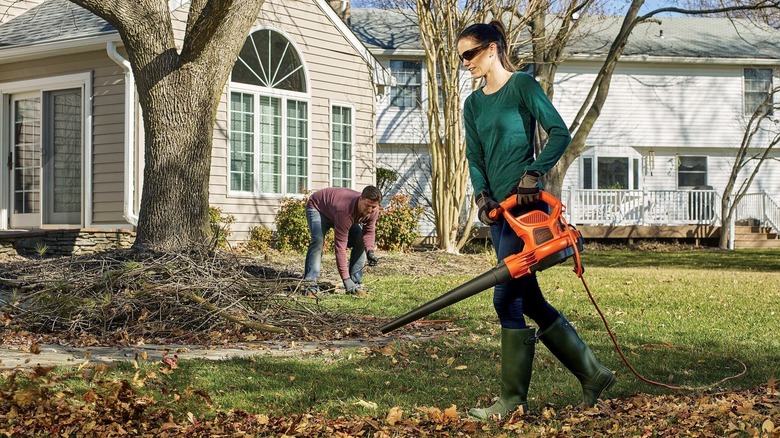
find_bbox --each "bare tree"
[719,79,780,248]
[66,0,267,252]
[397,0,514,252]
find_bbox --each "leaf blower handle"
[488,191,562,221]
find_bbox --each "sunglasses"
[459,42,491,61]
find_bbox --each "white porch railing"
[561,189,721,226]
[734,192,780,234]
[561,189,780,235]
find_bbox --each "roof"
[349,8,780,61]
[0,0,115,47]
[0,0,391,84]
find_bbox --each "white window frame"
[743,68,774,116]
[0,73,92,229]
[389,59,423,109]
[227,25,311,199]
[330,102,355,189]
[676,155,708,189]
[580,150,641,190]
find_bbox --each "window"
[582,156,638,190]
[331,105,353,188]
[677,156,707,188]
[390,60,421,108]
[229,28,309,196]
[744,68,773,116]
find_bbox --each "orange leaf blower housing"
[380,191,584,334]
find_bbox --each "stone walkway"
[0,337,408,370]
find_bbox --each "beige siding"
[204,0,378,242]
[0,0,45,24]
[0,50,128,226]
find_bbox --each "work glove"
[366,250,379,267]
[516,170,541,206]
[476,191,500,226]
[343,278,360,294]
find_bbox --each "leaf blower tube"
[380,191,584,334]
[379,262,512,334]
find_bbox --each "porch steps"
[733,226,780,249]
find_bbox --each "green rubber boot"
[469,327,536,420]
[539,315,616,407]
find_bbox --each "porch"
[560,189,780,249]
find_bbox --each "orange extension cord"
[578,273,747,391]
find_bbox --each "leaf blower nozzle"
[380,191,584,334]
[379,263,512,334]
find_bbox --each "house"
[350,9,780,247]
[0,0,389,255]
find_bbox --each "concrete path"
[0,337,411,369]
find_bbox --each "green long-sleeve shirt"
[464,71,571,200]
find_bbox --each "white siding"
[377,144,435,237]
[374,56,474,145]
[554,61,746,148]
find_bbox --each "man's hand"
[366,250,379,267]
[516,171,541,205]
[343,278,360,294]
[476,191,500,225]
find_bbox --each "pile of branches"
[0,250,381,345]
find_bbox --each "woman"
[458,21,616,420]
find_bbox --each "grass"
[5,248,780,422]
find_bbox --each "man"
[304,185,382,295]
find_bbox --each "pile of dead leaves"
[1,364,778,437]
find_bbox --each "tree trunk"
[133,63,218,251]
[68,0,266,252]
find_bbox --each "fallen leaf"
[444,404,459,421]
[386,406,403,425]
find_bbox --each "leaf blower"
[380,191,584,334]
[380,191,747,391]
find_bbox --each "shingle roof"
[0,0,114,48]
[349,8,780,60]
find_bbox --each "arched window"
[229,28,309,196]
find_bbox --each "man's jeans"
[304,207,367,285]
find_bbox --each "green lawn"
[3,248,779,432]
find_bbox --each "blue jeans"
[489,201,559,330]
[304,207,367,284]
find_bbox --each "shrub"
[245,226,273,253]
[209,206,235,248]
[376,194,423,252]
[274,195,311,252]
[376,167,398,197]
